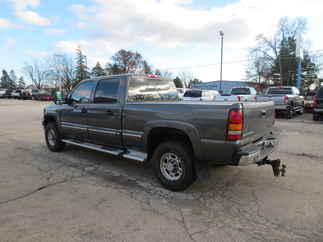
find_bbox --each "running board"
[62,139,146,162]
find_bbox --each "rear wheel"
[152,141,195,191]
[45,122,65,152]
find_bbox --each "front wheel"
[45,122,65,152]
[152,141,195,191]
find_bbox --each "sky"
[1,0,323,84]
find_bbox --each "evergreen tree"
[9,70,17,89]
[18,77,26,89]
[1,70,12,89]
[91,62,106,77]
[173,76,183,88]
[74,46,90,86]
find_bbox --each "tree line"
[1,47,196,91]
[247,17,321,93]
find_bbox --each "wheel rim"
[47,128,56,146]
[160,152,183,181]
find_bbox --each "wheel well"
[43,115,57,127]
[147,128,194,160]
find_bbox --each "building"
[191,80,256,94]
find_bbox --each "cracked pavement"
[0,99,323,242]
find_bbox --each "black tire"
[286,109,293,119]
[45,122,65,152]
[313,113,320,121]
[152,141,195,191]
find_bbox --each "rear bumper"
[237,138,279,166]
[314,108,323,113]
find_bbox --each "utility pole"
[219,31,224,93]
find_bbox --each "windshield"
[128,76,178,102]
[184,90,202,98]
[268,88,292,95]
[231,88,251,95]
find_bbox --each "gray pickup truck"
[263,86,304,119]
[43,74,284,191]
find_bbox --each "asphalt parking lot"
[1,99,323,242]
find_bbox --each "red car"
[35,92,53,101]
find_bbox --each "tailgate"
[242,101,275,143]
[268,95,285,105]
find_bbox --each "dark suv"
[313,87,323,121]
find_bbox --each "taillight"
[284,96,289,104]
[227,109,244,141]
[254,96,257,101]
[313,97,317,106]
[237,96,241,101]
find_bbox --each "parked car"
[43,74,283,191]
[260,86,304,119]
[34,91,52,101]
[183,89,220,101]
[217,87,258,102]
[3,89,13,98]
[313,87,323,121]
[0,89,7,98]
[11,90,22,99]
[20,90,32,100]
[230,87,258,101]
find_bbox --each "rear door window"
[94,79,120,103]
[231,88,251,95]
[268,88,292,95]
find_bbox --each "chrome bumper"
[238,139,279,166]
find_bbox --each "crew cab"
[261,86,304,119]
[43,74,282,191]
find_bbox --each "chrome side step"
[122,150,147,162]
[62,139,146,162]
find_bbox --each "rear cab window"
[268,88,292,95]
[231,88,251,95]
[127,76,178,102]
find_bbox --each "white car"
[217,87,258,102]
[183,89,220,101]
[0,89,6,97]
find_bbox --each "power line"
[161,59,250,70]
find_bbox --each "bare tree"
[23,61,49,89]
[179,71,194,87]
[160,71,173,80]
[48,54,75,91]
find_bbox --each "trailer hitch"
[257,159,286,177]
